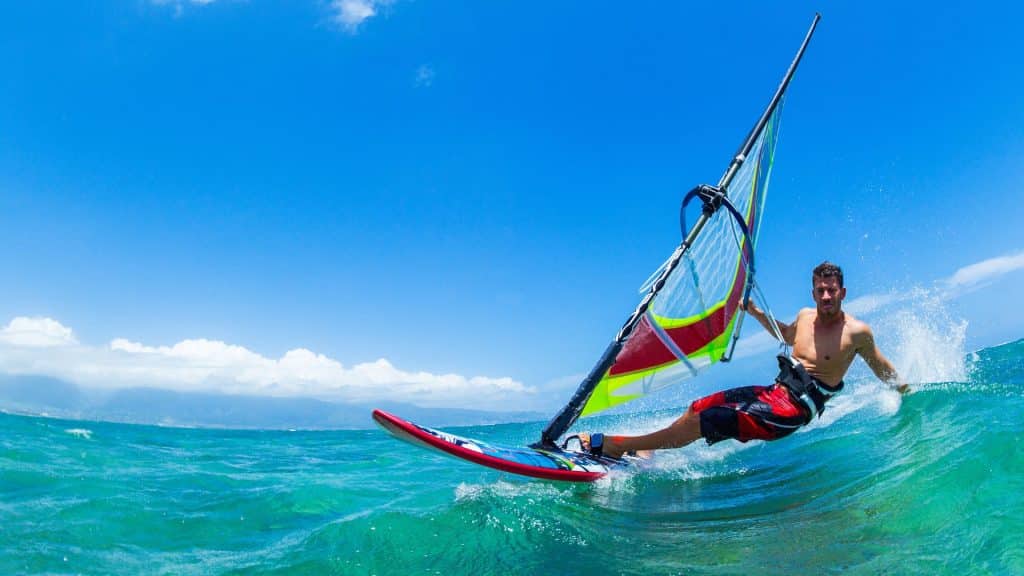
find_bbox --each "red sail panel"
[608,246,749,377]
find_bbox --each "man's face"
[812,275,846,316]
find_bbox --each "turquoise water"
[3,339,1023,575]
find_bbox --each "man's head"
[812,261,846,318]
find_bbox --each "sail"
[579,106,781,416]
[538,14,819,446]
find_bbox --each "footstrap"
[561,433,605,457]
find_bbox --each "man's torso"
[790,308,863,387]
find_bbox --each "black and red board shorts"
[690,384,809,445]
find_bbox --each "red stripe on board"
[371,410,607,483]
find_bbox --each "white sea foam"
[453,479,565,502]
[332,496,412,524]
[801,381,900,436]
[842,282,972,383]
[64,428,93,440]
[883,289,969,385]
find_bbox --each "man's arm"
[856,325,909,394]
[745,301,796,345]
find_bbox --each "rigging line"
[723,218,789,352]
[723,198,785,352]
[715,170,785,354]
[681,186,754,360]
[638,256,670,295]
[750,277,790,354]
[685,253,715,352]
[721,209,756,362]
[644,309,699,378]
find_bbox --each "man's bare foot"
[578,433,655,460]
[578,432,616,457]
[577,432,645,459]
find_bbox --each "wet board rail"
[372,409,628,482]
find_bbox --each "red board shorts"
[690,384,809,445]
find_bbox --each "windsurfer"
[579,261,908,459]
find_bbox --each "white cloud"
[150,0,400,33]
[0,319,533,411]
[0,317,78,348]
[329,0,393,31]
[945,250,1024,293]
[843,292,899,316]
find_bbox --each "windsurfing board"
[372,409,628,482]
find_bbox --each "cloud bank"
[2,251,1018,412]
[0,318,532,411]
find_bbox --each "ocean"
[2,338,1022,575]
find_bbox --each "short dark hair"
[812,261,844,287]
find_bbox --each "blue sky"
[1,2,1022,414]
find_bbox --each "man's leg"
[584,408,704,458]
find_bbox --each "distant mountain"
[0,374,544,430]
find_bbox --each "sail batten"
[537,15,820,447]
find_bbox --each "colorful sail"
[538,14,819,446]
[579,106,782,416]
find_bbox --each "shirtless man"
[582,261,908,459]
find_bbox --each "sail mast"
[718,13,820,191]
[538,14,821,447]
